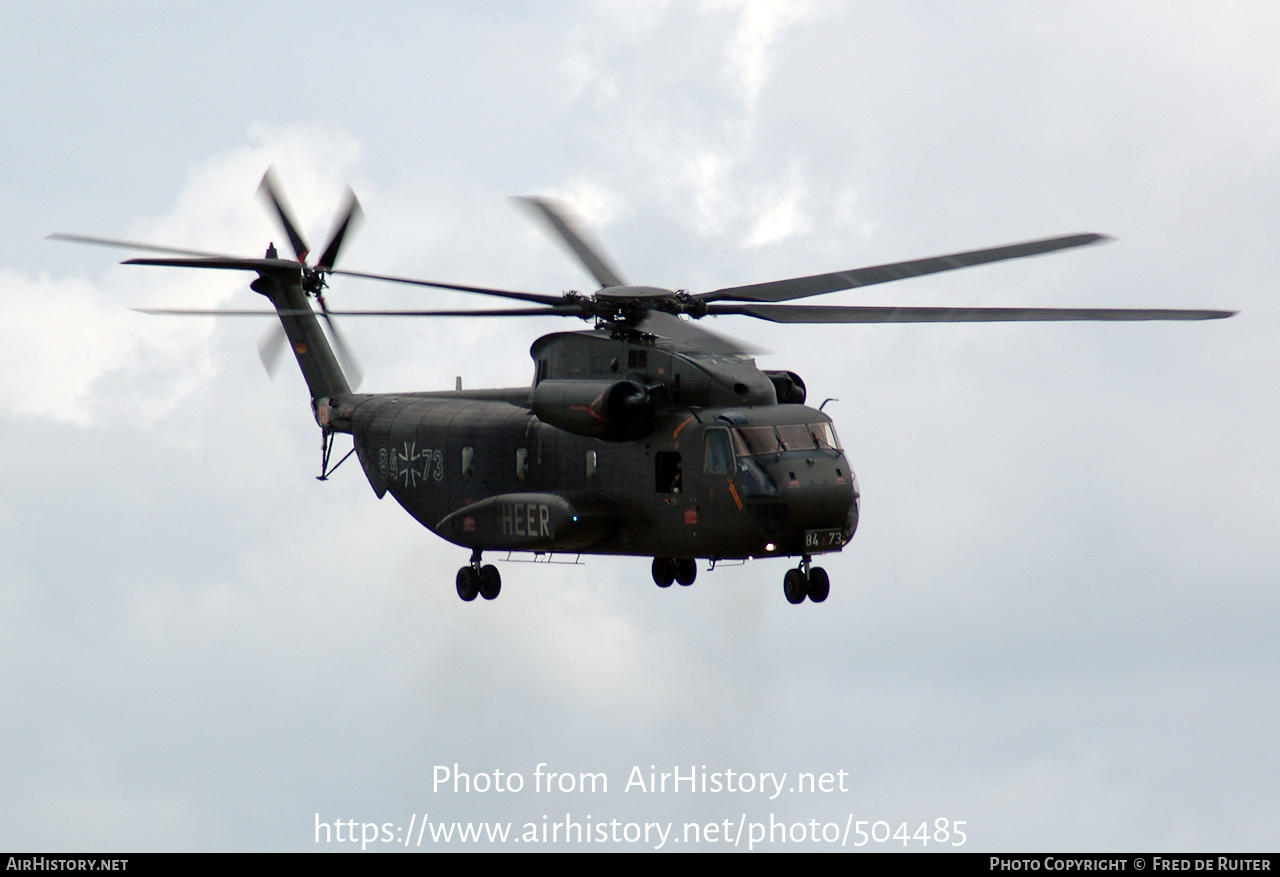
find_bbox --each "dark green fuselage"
[321,331,858,562]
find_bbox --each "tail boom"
[250,270,351,404]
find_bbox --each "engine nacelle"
[765,370,807,405]
[531,378,656,441]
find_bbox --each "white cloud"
[707,0,822,106]
[743,164,811,247]
[0,270,149,425]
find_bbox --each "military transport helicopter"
[53,171,1234,604]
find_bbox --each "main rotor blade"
[516,196,628,289]
[257,168,310,263]
[709,304,1237,323]
[124,256,302,274]
[636,310,762,355]
[699,233,1111,304]
[316,305,584,317]
[135,305,583,317]
[316,187,363,271]
[48,233,243,261]
[332,268,565,305]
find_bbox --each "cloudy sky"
[2,1,1277,852]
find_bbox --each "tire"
[783,568,807,604]
[675,558,697,586]
[479,565,502,600]
[808,567,830,603]
[651,557,675,588]
[456,567,479,601]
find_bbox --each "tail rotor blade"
[317,187,363,271]
[257,324,287,378]
[317,304,364,390]
[257,167,310,263]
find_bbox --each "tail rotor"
[256,168,364,388]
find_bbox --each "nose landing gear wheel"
[807,567,830,603]
[784,557,831,604]
[783,568,807,604]
[652,557,675,588]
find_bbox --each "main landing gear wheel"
[479,564,502,600]
[675,558,697,586]
[456,567,480,602]
[652,557,675,587]
[458,549,499,602]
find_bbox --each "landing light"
[765,542,776,552]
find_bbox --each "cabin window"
[461,446,474,479]
[586,450,597,482]
[628,349,648,370]
[655,451,682,493]
[704,428,734,475]
[516,448,529,480]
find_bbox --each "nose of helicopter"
[846,465,860,539]
[762,452,858,549]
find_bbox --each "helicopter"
[53,171,1235,605]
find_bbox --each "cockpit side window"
[704,428,734,475]
[810,421,841,450]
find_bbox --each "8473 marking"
[804,528,845,551]
[379,441,443,487]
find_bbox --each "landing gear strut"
[783,555,829,604]
[457,549,501,601]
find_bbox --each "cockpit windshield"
[734,426,780,456]
[776,425,816,451]
[732,422,841,456]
